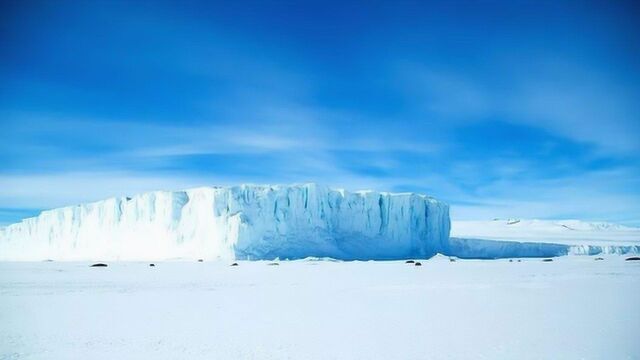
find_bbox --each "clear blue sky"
[1,0,639,225]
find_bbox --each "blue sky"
[1,0,639,225]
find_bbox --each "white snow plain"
[1,256,639,359]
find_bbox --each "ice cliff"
[445,238,640,259]
[0,184,450,261]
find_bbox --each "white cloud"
[397,59,640,154]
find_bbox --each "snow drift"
[0,184,450,261]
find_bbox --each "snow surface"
[0,184,450,261]
[450,219,640,258]
[1,257,639,359]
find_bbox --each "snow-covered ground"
[2,257,639,359]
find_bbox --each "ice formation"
[4,185,639,261]
[448,219,640,258]
[445,238,640,259]
[452,219,640,244]
[0,184,450,261]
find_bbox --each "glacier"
[0,184,450,261]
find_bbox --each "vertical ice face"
[0,184,450,261]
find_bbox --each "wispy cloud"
[396,58,640,154]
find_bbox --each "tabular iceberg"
[0,184,450,261]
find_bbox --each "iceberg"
[0,184,450,261]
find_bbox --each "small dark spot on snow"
[149,263,155,267]
[595,257,604,261]
[268,262,279,266]
[542,258,553,262]
[230,263,239,266]
[509,259,513,262]
[625,257,640,261]
[449,258,456,262]
[197,259,204,262]
[90,263,108,267]
[414,262,422,266]
[405,260,415,264]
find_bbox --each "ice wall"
[445,238,569,259]
[445,238,640,259]
[0,184,450,261]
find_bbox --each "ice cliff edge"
[0,184,450,261]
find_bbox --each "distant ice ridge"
[0,184,450,261]
[448,219,640,259]
[452,219,640,244]
[445,238,640,259]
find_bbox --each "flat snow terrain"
[1,257,639,359]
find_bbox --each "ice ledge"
[445,237,640,259]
